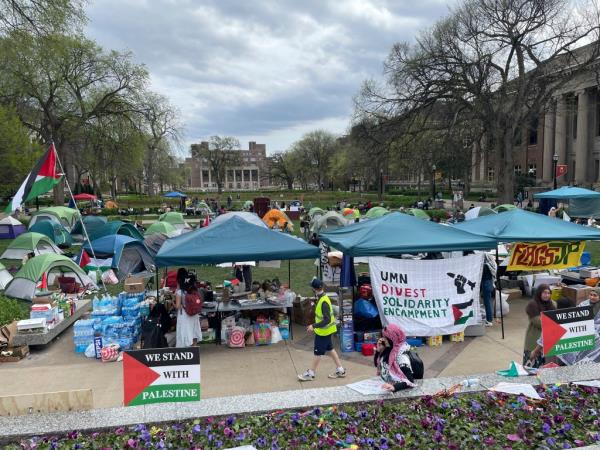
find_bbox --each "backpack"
[183,290,203,316]
[407,350,424,379]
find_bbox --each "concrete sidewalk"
[0,298,530,410]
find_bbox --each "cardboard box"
[0,345,29,362]
[427,335,442,347]
[450,331,464,342]
[293,297,315,326]
[579,267,600,278]
[502,288,522,301]
[124,276,145,293]
[561,284,593,304]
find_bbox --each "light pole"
[379,169,383,200]
[432,164,437,199]
[552,153,559,190]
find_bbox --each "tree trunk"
[287,178,293,190]
[111,177,117,200]
[496,127,515,204]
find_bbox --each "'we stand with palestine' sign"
[541,305,596,357]
[123,347,200,406]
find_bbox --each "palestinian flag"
[5,144,63,213]
[452,299,474,325]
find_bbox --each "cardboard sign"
[123,347,200,406]
[541,305,595,357]
[507,241,585,271]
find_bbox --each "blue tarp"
[155,216,319,266]
[534,186,600,199]
[453,209,600,242]
[163,191,187,198]
[319,212,496,256]
[568,198,600,218]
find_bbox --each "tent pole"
[496,245,505,339]
[54,142,107,293]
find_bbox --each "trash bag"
[495,292,510,316]
[141,318,167,349]
[354,299,379,319]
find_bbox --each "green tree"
[293,130,337,190]
[191,136,242,194]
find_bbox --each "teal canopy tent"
[155,216,319,266]
[453,209,600,241]
[534,186,600,200]
[319,212,496,257]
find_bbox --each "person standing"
[481,253,497,326]
[175,268,202,347]
[523,284,555,365]
[298,278,346,381]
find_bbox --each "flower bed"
[9,383,600,449]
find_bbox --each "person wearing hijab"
[523,284,556,365]
[548,207,557,218]
[374,324,416,392]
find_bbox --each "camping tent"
[310,211,347,235]
[319,212,497,256]
[0,216,26,239]
[0,262,13,289]
[156,216,319,266]
[163,191,187,198]
[262,209,294,231]
[493,204,517,213]
[534,186,600,200]
[87,220,144,242]
[407,208,430,220]
[29,207,81,231]
[158,212,191,231]
[453,208,600,241]
[243,200,254,210]
[5,254,96,301]
[211,211,267,228]
[308,207,325,219]
[0,232,62,260]
[84,235,154,281]
[70,215,108,240]
[196,201,212,215]
[464,206,497,221]
[144,233,169,257]
[29,220,73,248]
[342,208,361,219]
[144,221,179,237]
[105,200,118,209]
[365,206,389,219]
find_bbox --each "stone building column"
[542,104,556,183]
[575,89,590,184]
[554,95,568,167]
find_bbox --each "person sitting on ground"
[374,324,416,392]
[523,284,556,365]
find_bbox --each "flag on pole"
[78,249,91,269]
[5,143,63,213]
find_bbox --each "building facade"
[185,141,271,191]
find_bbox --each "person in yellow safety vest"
[298,278,346,381]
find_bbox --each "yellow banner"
[507,241,585,271]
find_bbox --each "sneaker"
[328,368,346,379]
[484,320,494,327]
[297,370,315,381]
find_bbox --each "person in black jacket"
[373,324,416,392]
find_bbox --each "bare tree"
[293,130,337,190]
[0,0,86,35]
[192,136,242,194]
[269,151,298,190]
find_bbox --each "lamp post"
[379,169,383,200]
[432,164,437,199]
[552,153,559,190]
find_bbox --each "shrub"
[0,295,29,327]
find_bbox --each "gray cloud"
[85,0,452,153]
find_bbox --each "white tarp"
[369,254,483,336]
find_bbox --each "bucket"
[581,251,591,266]
[361,342,375,356]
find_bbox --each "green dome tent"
[159,212,191,231]
[494,204,517,213]
[5,254,96,301]
[144,221,179,237]
[310,211,347,235]
[0,232,62,260]
[29,206,81,231]
[365,206,390,219]
[464,206,497,221]
[308,207,326,219]
[243,200,254,210]
[407,208,430,220]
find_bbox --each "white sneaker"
[484,321,494,327]
[297,370,315,381]
[328,368,346,379]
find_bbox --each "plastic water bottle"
[460,378,479,387]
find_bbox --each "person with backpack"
[175,268,203,347]
[374,324,418,392]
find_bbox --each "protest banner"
[123,347,200,406]
[319,242,340,284]
[541,305,596,357]
[507,241,585,271]
[369,254,483,336]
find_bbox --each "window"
[243,170,250,180]
[487,167,495,182]
[252,170,258,180]
[529,117,539,145]
[514,165,522,175]
[227,170,234,180]
[202,170,209,181]
[528,164,537,177]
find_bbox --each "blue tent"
[319,212,496,256]
[30,220,73,248]
[70,216,108,238]
[163,191,187,198]
[155,216,319,266]
[84,235,154,280]
[453,209,600,241]
[534,186,600,199]
[86,220,144,242]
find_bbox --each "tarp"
[144,221,179,237]
[84,235,154,280]
[262,209,293,231]
[5,253,96,301]
[567,198,600,218]
[163,191,187,198]
[211,211,267,228]
[310,211,346,235]
[534,186,600,199]
[156,216,319,266]
[30,220,73,247]
[464,206,497,221]
[453,209,600,242]
[30,207,80,230]
[319,212,497,256]
[87,220,144,242]
[0,216,26,239]
[365,206,389,219]
[0,232,62,259]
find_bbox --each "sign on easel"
[123,347,200,406]
[541,306,595,357]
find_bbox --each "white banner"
[319,242,340,284]
[369,254,483,336]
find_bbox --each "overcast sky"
[85,0,452,155]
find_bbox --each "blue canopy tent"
[319,212,497,256]
[454,208,600,338]
[84,235,154,281]
[163,191,187,198]
[534,186,600,218]
[534,186,600,200]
